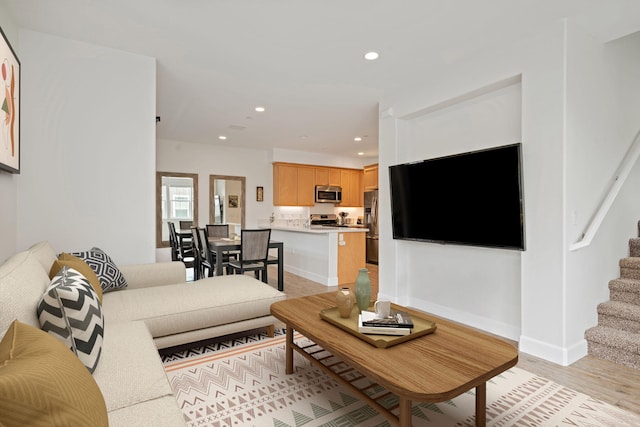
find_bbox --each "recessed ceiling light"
[255,106,265,112]
[218,135,227,140]
[364,51,379,61]
[354,137,362,142]
[357,152,364,156]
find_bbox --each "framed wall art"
[256,186,264,202]
[0,26,20,174]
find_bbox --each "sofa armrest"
[119,262,186,289]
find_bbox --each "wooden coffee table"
[271,293,518,427]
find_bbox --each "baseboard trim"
[283,265,337,286]
[519,335,588,366]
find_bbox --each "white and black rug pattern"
[162,331,640,427]
[160,328,286,363]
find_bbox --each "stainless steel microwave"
[315,185,342,203]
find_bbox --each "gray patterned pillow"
[37,266,104,373]
[71,247,127,293]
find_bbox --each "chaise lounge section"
[0,241,286,425]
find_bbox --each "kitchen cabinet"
[315,167,341,187]
[297,166,316,205]
[337,232,366,285]
[273,162,362,207]
[363,163,378,190]
[339,169,363,207]
[273,163,315,206]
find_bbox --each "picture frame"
[0,26,20,174]
[228,195,239,208]
[256,186,264,202]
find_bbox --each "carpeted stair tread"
[598,301,640,320]
[585,325,640,370]
[585,221,640,369]
[620,257,640,268]
[620,257,640,280]
[630,238,640,257]
[609,277,640,305]
[586,330,640,370]
[597,301,640,333]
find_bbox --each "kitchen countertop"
[269,225,368,234]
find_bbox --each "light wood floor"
[265,263,640,417]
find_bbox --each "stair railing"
[570,126,640,251]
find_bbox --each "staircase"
[585,221,640,369]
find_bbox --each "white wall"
[388,82,524,340]
[0,2,18,263]
[156,138,274,240]
[380,22,566,358]
[565,28,640,354]
[16,30,156,264]
[379,20,640,365]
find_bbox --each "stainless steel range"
[309,214,349,228]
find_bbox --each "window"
[156,172,199,247]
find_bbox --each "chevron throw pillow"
[71,246,127,293]
[37,266,104,373]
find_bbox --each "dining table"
[207,237,284,291]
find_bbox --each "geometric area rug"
[163,332,640,427]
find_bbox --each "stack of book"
[358,310,414,336]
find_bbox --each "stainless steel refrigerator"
[364,190,379,264]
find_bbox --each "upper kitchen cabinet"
[363,163,379,190]
[315,167,342,187]
[339,169,363,207]
[273,163,316,206]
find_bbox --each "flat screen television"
[389,143,525,250]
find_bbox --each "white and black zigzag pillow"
[37,266,105,373]
[71,247,127,293]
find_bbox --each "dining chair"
[206,224,239,268]
[169,222,195,274]
[227,229,271,283]
[176,221,194,254]
[167,222,180,262]
[179,220,194,230]
[206,224,229,238]
[191,227,213,280]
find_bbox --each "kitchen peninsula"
[269,226,367,286]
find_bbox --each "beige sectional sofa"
[0,241,286,426]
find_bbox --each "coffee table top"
[271,292,518,402]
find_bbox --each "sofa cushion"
[0,252,51,334]
[102,274,286,339]
[26,241,58,273]
[92,320,176,413]
[51,253,103,302]
[0,320,108,427]
[37,267,104,373]
[71,247,127,293]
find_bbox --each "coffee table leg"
[475,383,486,426]
[399,397,412,427]
[285,327,294,374]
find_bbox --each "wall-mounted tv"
[389,143,525,250]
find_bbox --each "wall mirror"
[156,172,199,247]
[209,175,245,234]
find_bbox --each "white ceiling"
[6,0,639,159]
